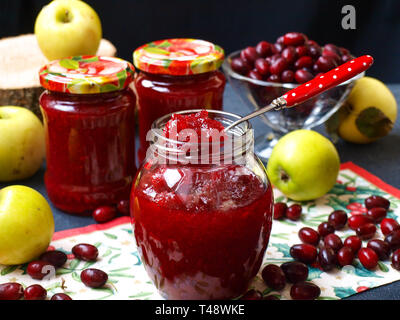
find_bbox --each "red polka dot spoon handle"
[224,55,373,133]
[283,55,374,107]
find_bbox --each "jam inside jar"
[39,56,136,214]
[131,110,274,300]
[133,38,226,163]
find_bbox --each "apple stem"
[63,10,70,23]
[280,170,290,182]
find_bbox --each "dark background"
[0,0,399,82]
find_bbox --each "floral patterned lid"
[39,56,135,94]
[133,38,225,76]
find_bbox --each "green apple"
[0,186,54,265]
[267,129,340,201]
[0,106,45,182]
[35,0,102,60]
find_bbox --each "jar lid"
[39,56,135,94]
[133,38,224,76]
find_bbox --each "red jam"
[131,111,273,299]
[39,56,136,214]
[133,39,226,162]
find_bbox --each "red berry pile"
[230,32,354,84]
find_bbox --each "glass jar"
[130,110,274,300]
[39,56,136,214]
[133,38,226,163]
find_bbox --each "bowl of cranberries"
[222,32,364,161]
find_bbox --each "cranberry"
[261,264,286,291]
[51,293,72,300]
[308,45,322,58]
[294,69,313,83]
[81,268,108,288]
[276,36,285,45]
[263,295,279,300]
[392,249,400,270]
[72,243,99,261]
[356,223,376,240]
[316,56,337,72]
[318,247,337,271]
[39,250,67,268]
[337,247,355,266]
[324,43,341,56]
[290,282,320,300]
[290,244,318,264]
[317,222,335,237]
[324,233,343,252]
[294,56,313,69]
[273,202,287,220]
[365,207,387,223]
[240,46,259,64]
[340,47,350,56]
[295,45,308,57]
[0,283,23,300]
[281,70,295,83]
[255,41,271,57]
[365,195,390,210]
[282,46,297,64]
[230,57,251,75]
[240,289,263,300]
[247,69,262,80]
[380,218,400,236]
[348,215,373,230]
[342,54,353,63]
[358,248,378,270]
[367,239,391,261]
[254,58,270,76]
[272,43,284,54]
[322,48,341,64]
[328,210,348,230]
[384,229,400,251]
[344,235,362,253]
[281,261,309,283]
[298,227,320,246]
[24,284,47,300]
[283,32,306,46]
[117,200,130,216]
[269,57,287,75]
[267,74,281,83]
[286,204,302,221]
[27,260,54,280]
[93,206,117,223]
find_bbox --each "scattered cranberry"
[93,206,117,223]
[286,204,302,221]
[230,57,251,75]
[117,200,130,216]
[240,289,263,300]
[318,222,335,237]
[261,264,286,291]
[39,250,67,268]
[290,282,321,300]
[392,249,400,271]
[290,244,318,264]
[255,41,271,57]
[337,247,355,266]
[380,218,400,236]
[81,268,108,288]
[0,283,23,300]
[72,243,99,262]
[328,210,348,230]
[27,260,54,280]
[358,248,379,270]
[365,195,390,210]
[366,207,387,223]
[51,293,72,300]
[348,215,373,230]
[24,284,47,300]
[298,227,320,246]
[280,261,309,283]
[324,233,343,252]
[356,223,376,240]
[273,202,287,220]
[283,32,306,46]
[384,229,400,251]
[318,247,337,271]
[344,235,362,253]
[367,239,391,261]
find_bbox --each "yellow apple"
[0,186,54,265]
[35,0,102,60]
[0,106,45,182]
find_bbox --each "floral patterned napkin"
[0,162,399,300]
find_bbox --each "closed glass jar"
[133,39,226,163]
[39,56,136,214]
[130,110,274,300]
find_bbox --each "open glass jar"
[39,56,136,214]
[133,39,226,163]
[130,109,274,300]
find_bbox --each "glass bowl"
[222,50,364,162]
